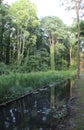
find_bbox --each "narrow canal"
[0,79,73,130]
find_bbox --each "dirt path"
[66,73,84,130]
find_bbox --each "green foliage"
[40,16,69,70]
[27,48,50,71]
[0,70,76,104]
[55,43,66,56]
[54,43,68,70]
[40,16,67,42]
[50,43,55,70]
[0,62,10,75]
[9,0,38,26]
[7,0,40,65]
[0,1,77,72]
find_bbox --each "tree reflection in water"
[0,79,73,130]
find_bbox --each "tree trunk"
[0,22,4,62]
[49,35,55,70]
[75,0,80,78]
[70,45,72,65]
[6,33,10,64]
[24,48,29,66]
[17,29,22,65]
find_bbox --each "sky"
[4,0,76,25]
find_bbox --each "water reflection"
[0,79,73,130]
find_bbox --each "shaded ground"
[66,72,84,130]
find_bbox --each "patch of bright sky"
[4,0,76,25]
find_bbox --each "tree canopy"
[0,0,82,73]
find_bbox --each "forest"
[0,0,84,103]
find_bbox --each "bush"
[0,62,10,75]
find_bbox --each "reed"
[0,70,77,104]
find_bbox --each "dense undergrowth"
[0,70,77,104]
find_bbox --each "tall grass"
[0,70,77,104]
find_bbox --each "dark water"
[0,80,73,130]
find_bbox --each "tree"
[0,2,11,64]
[0,0,51,72]
[59,0,84,77]
[9,0,39,65]
[67,29,77,68]
[75,0,80,78]
[40,16,68,70]
[0,0,3,4]
[71,20,84,69]
[0,3,6,62]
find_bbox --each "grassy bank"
[0,70,76,104]
[72,73,84,130]
[66,72,84,130]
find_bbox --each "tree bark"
[0,22,4,62]
[49,35,55,70]
[70,45,72,65]
[6,33,10,64]
[75,0,80,78]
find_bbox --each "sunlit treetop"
[9,0,39,27]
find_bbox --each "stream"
[0,79,73,130]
